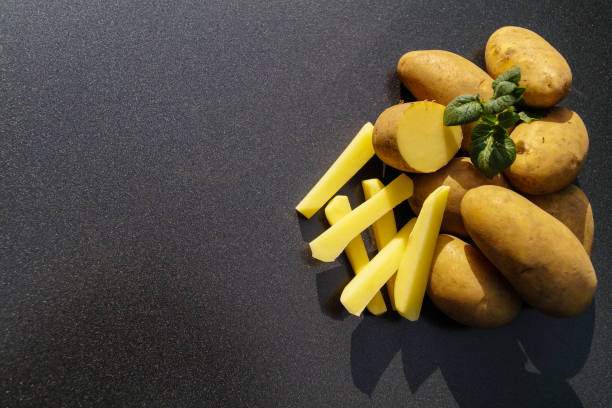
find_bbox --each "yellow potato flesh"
[394,185,450,320]
[397,102,462,173]
[340,218,417,316]
[324,196,387,315]
[309,174,413,262]
[362,178,398,309]
[296,123,375,218]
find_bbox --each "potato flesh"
[397,102,462,173]
[394,186,450,321]
[340,218,417,316]
[324,196,387,315]
[296,122,375,218]
[309,174,413,262]
[362,179,398,309]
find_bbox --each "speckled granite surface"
[1,1,610,407]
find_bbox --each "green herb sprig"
[443,67,542,178]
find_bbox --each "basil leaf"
[484,95,517,114]
[443,94,483,126]
[498,111,520,128]
[493,81,517,98]
[470,127,516,178]
[492,67,521,89]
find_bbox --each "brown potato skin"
[397,50,493,151]
[461,186,596,317]
[428,235,521,328]
[485,26,572,108]
[526,185,594,256]
[372,103,416,172]
[397,50,493,105]
[504,107,588,195]
[408,158,509,237]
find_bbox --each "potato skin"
[504,107,588,195]
[372,103,416,172]
[397,50,493,151]
[398,50,493,105]
[408,158,510,237]
[485,26,572,108]
[461,186,596,317]
[526,185,594,256]
[428,235,521,328]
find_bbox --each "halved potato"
[373,101,462,173]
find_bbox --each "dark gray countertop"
[2,1,610,407]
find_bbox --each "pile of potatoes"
[380,26,596,327]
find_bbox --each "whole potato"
[397,50,493,151]
[428,234,521,328]
[397,50,493,105]
[408,158,510,237]
[526,185,594,255]
[504,107,588,195]
[461,186,596,317]
[485,26,572,108]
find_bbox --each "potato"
[397,50,494,105]
[427,234,521,328]
[397,50,493,151]
[373,101,462,173]
[526,185,594,255]
[408,157,510,237]
[485,26,572,108]
[461,185,597,317]
[504,107,588,195]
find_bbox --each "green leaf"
[480,112,498,124]
[498,111,520,128]
[493,81,517,98]
[518,111,536,123]
[443,94,483,126]
[484,95,517,114]
[492,67,521,89]
[518,109,546,123]
[469,126,516,178]
[512,87,526,102]
[470,121,498,140]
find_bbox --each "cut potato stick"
[296,123,375,219]
[362,179,398,309]
[325,196,387,315]
[395,186,450,321]
[340,218,417,316]
[309,174,414,262]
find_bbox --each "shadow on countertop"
[350,299,594,408]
